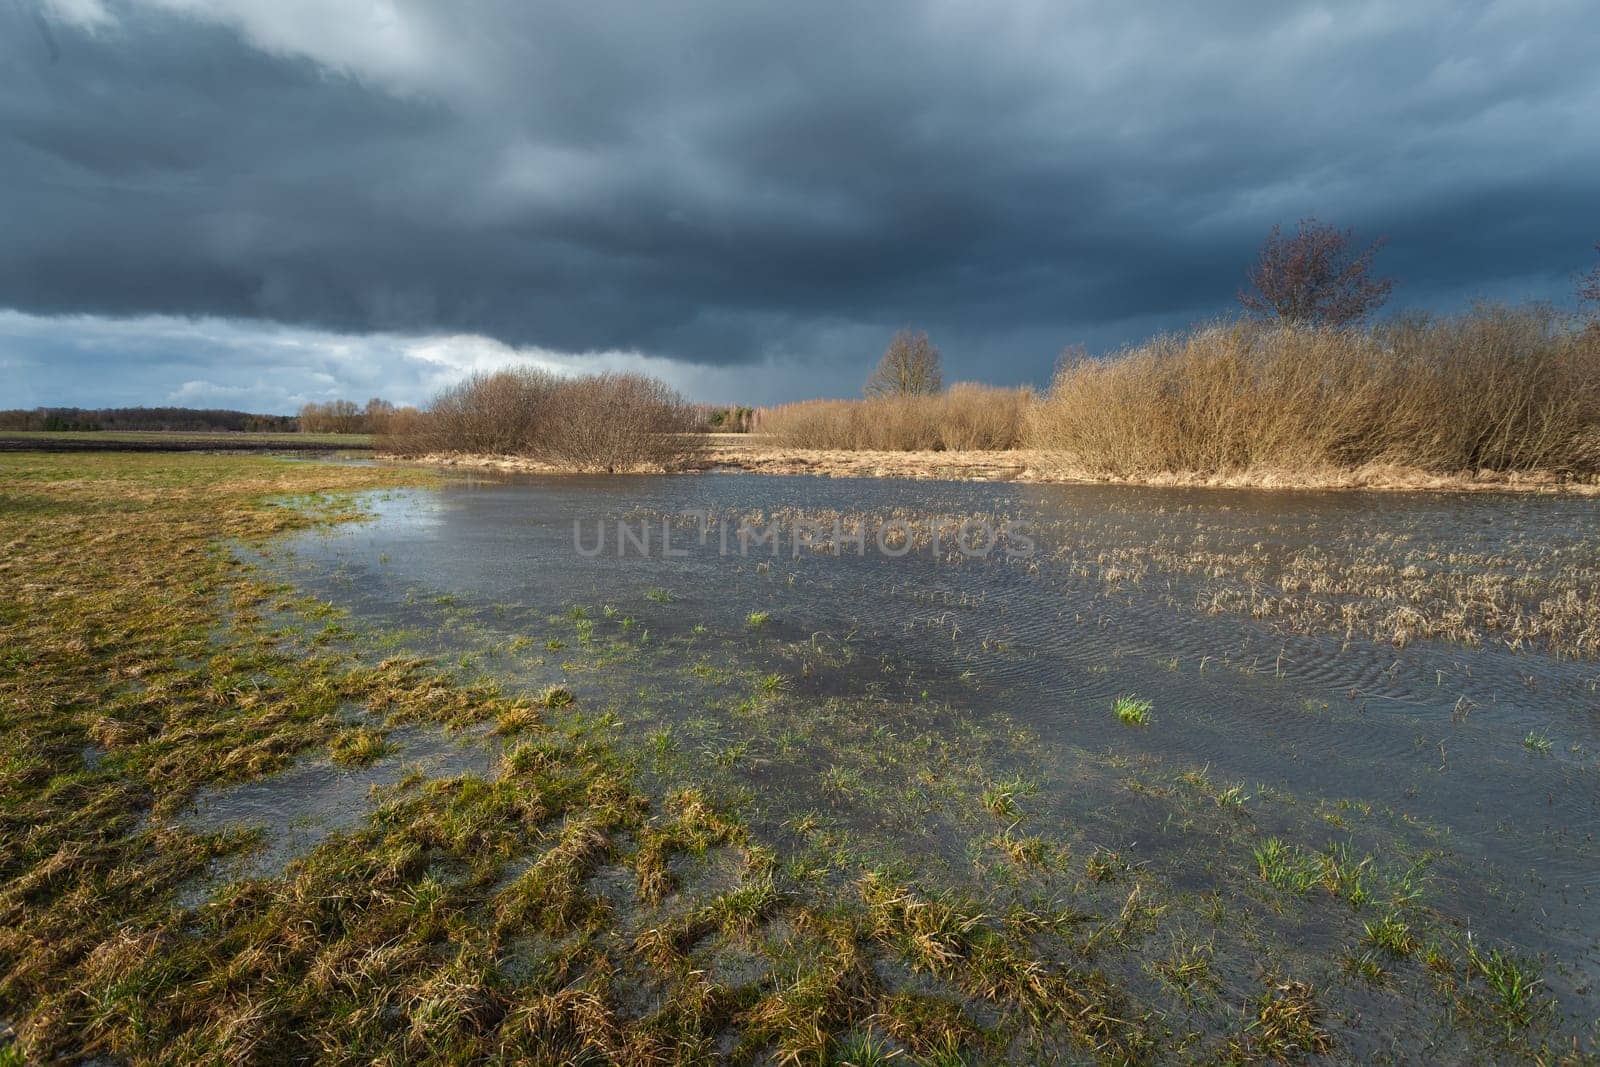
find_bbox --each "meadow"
[0,430,371,453]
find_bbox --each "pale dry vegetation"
[759,384,1029,451]
[378,368,701,472]
[1028,307,1600,478]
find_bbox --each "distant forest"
[0,407,300,432]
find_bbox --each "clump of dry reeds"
[377,368,701,472]
[758,384,1029,451]
[1027,307,1600,476]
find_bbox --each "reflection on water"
[248,470,1599,1036]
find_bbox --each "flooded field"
[230,470,1600,1060]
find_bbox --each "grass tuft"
[1113,694,1153,726]
[538,684,576,709]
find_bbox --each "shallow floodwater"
[251,470,1600,1045]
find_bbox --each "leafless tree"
[1580,241,1600,310]
[865,330,944,398]
[298,399,366,433]
[1240,218,1395,326]
[363,397,396,433]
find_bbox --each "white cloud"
[40,0,115,30]
[0,311,859,412]
[133,0,469,100]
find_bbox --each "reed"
[759,384,1029,451]
[1027,307,1600,477]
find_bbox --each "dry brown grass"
[1028,307,1600,478]
[378,368,701,472]
[759,384,1028,452]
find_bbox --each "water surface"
[252,471,1600,1049]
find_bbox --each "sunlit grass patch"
[493,705,542,736]
[1254,837,1427,912]
[979,775,1034,818]
[987,828,1047,867]
[1253,838,1322,893]
[328,726,389,766]
[1363,912,1418,957]
[1235,980,1333,1061]
[537,684,576,708]
[1113,694,1152,726]
[1085,845,1129,883]
[1465,940,1549,1035]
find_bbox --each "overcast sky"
[3,0,1598,411]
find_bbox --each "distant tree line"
[0,407,298,432]
[297,398,405,434]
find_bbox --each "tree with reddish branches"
[1579,241,1600,310]
[1239,217,1395,326]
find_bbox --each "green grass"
[328,726,389,766]
[1363,913,1418,957]
[1113,694,1152,726]
[0,429,370,449]
[538,684,576,708]
[1466,941,1547,1033]
[980,775,1032,818]
[1253,838,1322,893]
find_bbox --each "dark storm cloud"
[2,0,1598,404]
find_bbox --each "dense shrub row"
[378,368,700,472]
[1028,308,1600,475]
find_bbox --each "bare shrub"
[1028,307,1600,477]
[541,373,701,473]
[375,406,433,452]
[377,368,700,472]
[759,386,1027,451]
[937,383,1029,450]
[423,367,560,455]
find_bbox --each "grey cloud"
[2,0,1598,406]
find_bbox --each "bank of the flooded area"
[393,438,1600,495]
[3,452,1597,1064]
